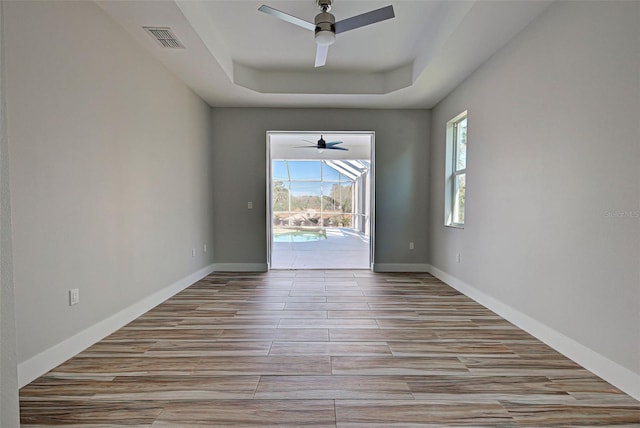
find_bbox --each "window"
[445,112,467,227]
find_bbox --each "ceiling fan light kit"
[315,12,336,46]
[259,0,395,68]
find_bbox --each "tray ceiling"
[97,0,552,108]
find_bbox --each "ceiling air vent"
[143,27,185,49]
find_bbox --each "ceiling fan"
[258,0,395,67]
[299,135,348,151]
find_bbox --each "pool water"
[274,228,327,243]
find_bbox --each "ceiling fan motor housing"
[315,11,336,45]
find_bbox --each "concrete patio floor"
[270,228,370,269]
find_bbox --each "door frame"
[266,130,375,270]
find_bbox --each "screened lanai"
[272,159,370,233]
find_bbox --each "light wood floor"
[20,271,640,427]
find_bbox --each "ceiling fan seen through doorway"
[299,135,348,151]
[258,0,395,67]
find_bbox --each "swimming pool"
[273,228,327,243]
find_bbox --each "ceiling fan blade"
[326,141,344,147]
[258,5,316,31]
[329,146,349,151]
[315,44,329,67]
[334,5,395,34]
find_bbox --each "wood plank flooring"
[20,271,640,426]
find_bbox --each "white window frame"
[444,111,467,228]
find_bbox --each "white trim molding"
[428,265,640,401]
[213,263,268,272]
[373,263,431,273]
[18,264,215,388]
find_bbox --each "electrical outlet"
[247,201,253,209]
[456,253,461,263]
[203,244,207,253]
[409,242,415,250]
[69,288,79,306]
[192,248,196,257]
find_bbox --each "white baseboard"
[428,265,640,401]
[213,263,268,272]
[18,263,215,388]
[373,263,431,272]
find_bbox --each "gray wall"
[5,1,214,365]
[0,0,20,424]
[211,108,430,269]
[429,1,639,375]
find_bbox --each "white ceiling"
[97,0,552,109]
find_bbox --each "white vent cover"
[143,27,185,49]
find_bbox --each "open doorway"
[267,132,374,269]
